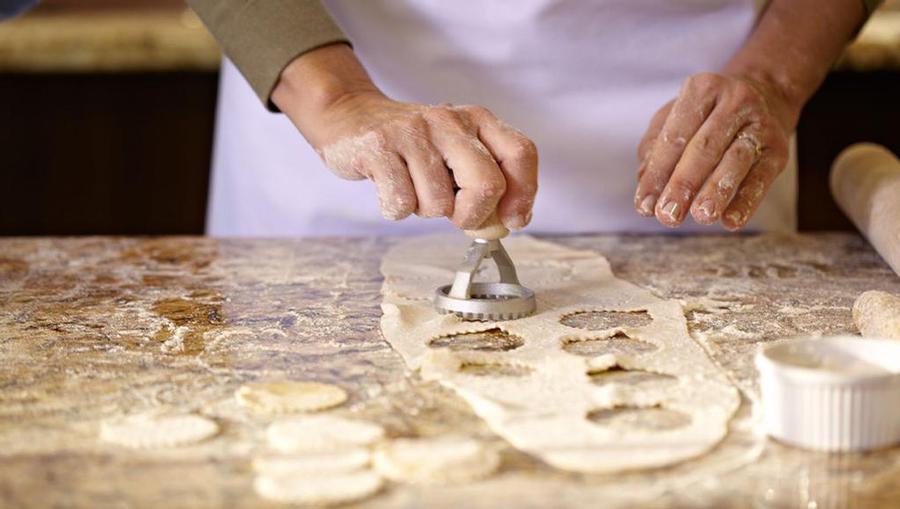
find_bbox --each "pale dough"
[253,470,383,505]
[267,415,385,453]
[236,381,347,413]
[853,290,900,340]
[373,436,500,484]
[253,448,371,475]
[380,235,740,473]
[99,413,218,449]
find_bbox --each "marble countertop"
[0,8,898,73]
[1,234,899,508]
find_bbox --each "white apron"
[208,0,797,236]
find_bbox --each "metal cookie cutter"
[434,235,536,321]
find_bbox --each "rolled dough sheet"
[379,235,739,473]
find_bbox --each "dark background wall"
[0,71,218,235]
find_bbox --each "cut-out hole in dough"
[428,329,524,352]
[588,366,676,388]
[459,361,533,377]
[560,310,651,330]
[586,405,691,431]
[562,332,657,357]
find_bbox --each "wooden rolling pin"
[830,143,900,278]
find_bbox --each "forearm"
[723,0,867,128]
[272,44,382,148]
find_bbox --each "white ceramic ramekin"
[756,336,900,452]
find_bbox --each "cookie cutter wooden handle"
[464,212,509,240]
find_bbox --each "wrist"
[272,44,382,137]
[725,64,806,131]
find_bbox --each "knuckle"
[685,72,721,96]
[423,106,464,129]
[480,177,507,199]
[691,133,720,160]
[729,82,758,105]
[463,105,492,118]
[511,138,538,164]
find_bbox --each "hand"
[272,45,538,231]
[634,72,796,230]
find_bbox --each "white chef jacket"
[207,0,797,236]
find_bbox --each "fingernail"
[507,210,532,230]
[697,199,718,220]
[725,210,744,230]
[638,194,657,216]
[660,200,681,223]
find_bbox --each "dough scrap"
[379,235,739,473]
[236,381,347,413]
[853,290,900,340]
[99,413,218,449]
[253,470,383,506]
[373,436,500,484]
[253,448,371,475]
[267,415,385,453]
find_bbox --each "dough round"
[853,290,900,340]
[235,381,347,413]
[253,470,383,505]
[267,415,385,453]
[99,413,218,449]
[253,448,371,475]
[373,436,500,484]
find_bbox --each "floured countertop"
[1,234,899,508]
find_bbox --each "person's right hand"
[272,45,538,231]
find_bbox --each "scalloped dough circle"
[253,448,371,475]
[99,413,218,449]
[373,436,500,484]
[267,415,385,453]
[236,381,347,413]
[253,470,383,505]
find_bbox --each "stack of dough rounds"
[266,415,386,453]
[99,413,219,449]
[253,470,383,506]
[254,416,386,505]
[235,381,347,413]
[373,436,500,484]
[252,448,372,475]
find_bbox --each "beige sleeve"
[187,0,350,111]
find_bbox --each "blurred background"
[0,0,898,235]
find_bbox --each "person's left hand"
[633,72,797,230]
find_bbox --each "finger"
[690,131,760,225]
[638,100,674,166]
[424,107,506,230]
[634,74,719,217]
[465,106,538,230]
[721,149,786,231]
[367,152,417,220]
[654,103,749,227]
[399,135,455,218]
